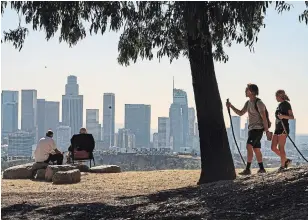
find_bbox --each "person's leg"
[66,152,71,164]
[271,134,280,156]
[253,148,265,170]
[44,154,53,164]
[46,153,63,165]
[246,130,254,166]
[251,129,266,172]
[283,127,292,168]
[238,144,254,174]
[278,134,287,168]
[253,148,263,163]
[55,153,64,165]
[246,144,254,169]
[239,130,254,175]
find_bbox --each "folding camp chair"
[69,133,96,168]
[71,149,95,167]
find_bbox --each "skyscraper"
[125,104,151,148]
[158,117,170,148]
[56,126,71,152]
[186,108,197,153]
[37,99,46,139]
[1,90,19,139]
[226,127,233,152]
[37,100,60,139]
[86,109,101,141]
[188,108,195,136]
[195,122,199,137]
[153,133,159,148]
[103,93,115,147]
[21,90,37,137]
[169,85,189,152]
[231,116,241,141]
[241,117,249,139]
[287,119,296,146]
[45,101,60,136]
[169,103,184,152]
[98,124,102,141]
[62,75,83,135]
[117,128,136,149]
[8,131,34,157]
[101,127,104,141]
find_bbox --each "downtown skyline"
[2,75,196,132]
[2,75,198,153]
[1,74,307,136]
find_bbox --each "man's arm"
[54,148,62,154]
[230,102,248,116]
[70,135,74,145]
[257,102,269,132]
[260,110,269,132]
[51,139,62,154]
[89,134,95,152]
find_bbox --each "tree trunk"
[183,2,236,184]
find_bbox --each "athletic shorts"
[247,129,264,148]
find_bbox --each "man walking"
[226,84,271,175]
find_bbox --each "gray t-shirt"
[242,99,266,130]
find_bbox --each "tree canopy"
[2,1,307,65]
[2,1,308,184]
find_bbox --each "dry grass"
[1,168,278,207]
[2,170,199,206]
[3,167,306,220]
[2,170,199,195]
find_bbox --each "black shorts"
[247,129,264,148]
[274,126,289,135]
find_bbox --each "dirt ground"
[2,167,308,219]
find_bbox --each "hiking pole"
[227,99,246,167]
[280,118,308,163]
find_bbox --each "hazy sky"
[1,3,308,134]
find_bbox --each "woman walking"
[271,90,294,171]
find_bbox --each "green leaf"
[1,1,307,64]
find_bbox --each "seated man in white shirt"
[34,130,63,165]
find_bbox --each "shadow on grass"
[1,201,200,220]
[117,179,242,203]
[34,202,151,219]
[1,180,241,220]
[1,203,41,217]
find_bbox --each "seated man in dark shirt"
[66,128,95,163]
